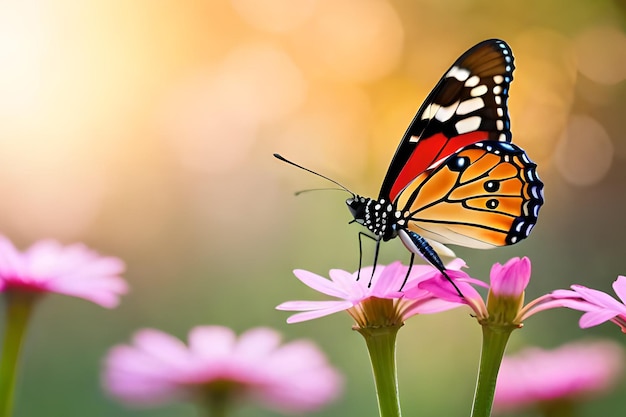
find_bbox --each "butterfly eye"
[486,198,500,209]
[346,197,366,222]
[447,156,470,172]
[483,180,500,192]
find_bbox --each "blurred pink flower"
[103,326,343,414]
[551,276,626,332]
[0,236,127,308]
[276,261,465,327]
[494,340,624,413]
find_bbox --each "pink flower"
[419,257,564,325]
[276,261,465,328]
[551,276,626,332]
[494,340,624,413]
[0,236,127,308]
[489,257,531,297]
[103,326,343,414]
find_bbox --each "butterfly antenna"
[273,153,355,197]
[294,188,349,196]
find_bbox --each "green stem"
[0,292,38,417]
[358,326,402,417]
[197,381,237,417]
[200,399,228,417]
[470,325,513,417]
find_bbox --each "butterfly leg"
[397,229,464,298]
[369,238,382,288]
[399,252,416,290]
[357,232,379,287]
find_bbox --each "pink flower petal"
[612,276,626,303]
[545,277,626,331]
[259,340,343,411]
[446,258,467,270]
[276,300,353,312]
[0,236,26,277]
[520,295,590,321]
[579,309,620,328]
[489,257,530,297]
[285,303,354,323]
[293,269,353,298]
[132,329,193,367]
[51,275,129,308]
[570,285,625,310]
[417,272,481,304]
[368,261,406,295]
[328,268,369,298]
[0,236,127,308]
[235,327,283,358]
[402,297,464,317]
[187,326,237,359]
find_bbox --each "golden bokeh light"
[159,41,307,174]
[510,29,577,162]
[555,115,614,186]
[292,0,404,82]
[0,139,108,240]
[575,26,626,85]
[231,0,317,33]
[0,2,44,123]
[272,83,372,186]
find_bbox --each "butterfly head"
[346,196,368,225]
[347,196,399,241]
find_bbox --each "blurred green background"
[1,0,626,416]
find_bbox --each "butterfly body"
[347,194,449,273]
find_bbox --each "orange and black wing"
[379,39,515,203]
[396,141,543,249]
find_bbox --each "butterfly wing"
[380,39,515,203]
[396,141,543,249]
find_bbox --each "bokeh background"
[1,0,626,416]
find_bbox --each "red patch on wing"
[389,131,489,201]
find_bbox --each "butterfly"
[276,39,544,290]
